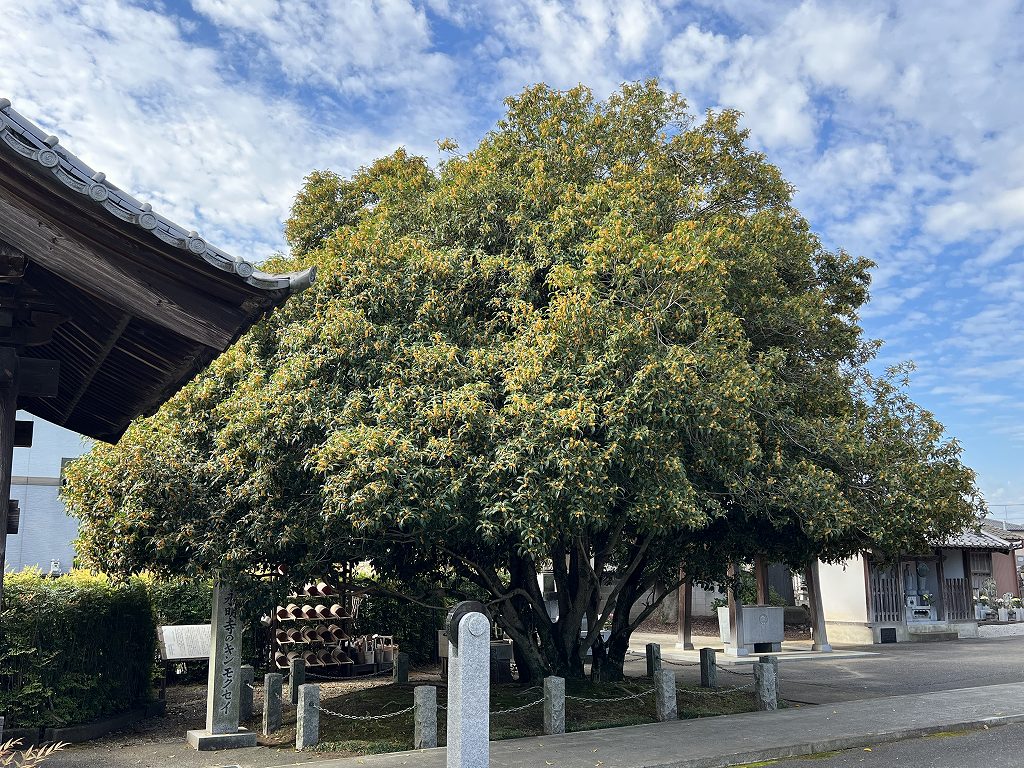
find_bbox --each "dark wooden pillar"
[754,556,769,605]
[675,570,693,650]
[0,348,19,611]
[726,561,748,656]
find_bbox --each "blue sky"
[1,1,1022,517]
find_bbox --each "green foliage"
[352,579,445,665]
[0,570,156,728]
[63,81,984,681]
[142,575,213,626]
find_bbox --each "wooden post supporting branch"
[675,571,694,650]
[0,348,19,612]
[754,556,769,605]
[805,561,832,652]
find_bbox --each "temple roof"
[934,528,1015,552]
[0,99,314,442]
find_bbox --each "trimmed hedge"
[0,570,156,728]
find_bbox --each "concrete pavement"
[273,682,1024,768]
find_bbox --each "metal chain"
[304,667,393,681]
[625,650,700,667]
[316,703,414,721]
[715,664,754,676]
[677,682,755,696]
[566,688,656,704]
[490,698,545,716]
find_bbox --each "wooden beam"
[0,189,240,349]
[14,418,31,447]
[58,313,130,423]
[17,357,59,397]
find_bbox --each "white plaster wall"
[818,556,868,624]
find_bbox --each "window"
[969,551,993,592]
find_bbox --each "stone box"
[717,606,785,646]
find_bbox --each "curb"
[651,712,1024,768]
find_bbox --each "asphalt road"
[628,635,1024,704]
[759,721,1024,767]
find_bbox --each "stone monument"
[446,601,491,768]
[186,578,258,750]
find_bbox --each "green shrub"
[0,570,156,728]
[142,576,213,626]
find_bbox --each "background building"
[5,414,86,573]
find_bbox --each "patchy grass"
[291,677,761,756]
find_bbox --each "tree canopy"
[64,81,983,680]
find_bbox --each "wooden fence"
[869,572,903,623]
[942,577,972,621]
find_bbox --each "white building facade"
[5,413,86,573]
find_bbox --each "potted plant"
[975,593,989,620]
[997,596,1011,622]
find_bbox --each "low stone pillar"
[394,652,410,684]
[543,676,565,735]
[239,665,254,721]
[654,669,677,722]
[699,647,717,688]
[289,657,306,706]
[757,655,778,696]
[263,673,283,735]
[753,663,778,711]
[645,643,661,677]
[296,683,320,750]
[414,685,437,749]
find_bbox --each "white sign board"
[158,624,212,662]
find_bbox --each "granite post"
[543,676,565,735]
[290,657,306,705]
[753,662,778,710]
[296,684,320,750]
[394,652,410,684]
[414,685,438,749]
[239,665,254,722]
[645,643,662,677]
[446,602,490,768]
[654,669,677,722]
[757,655,778,696]
[186,578,257,750]
[263,673,282,735]
[699,647,717,688]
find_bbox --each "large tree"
[64,82,983,681]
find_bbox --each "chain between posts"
[715,664,754,676]
[316,703,415,721]
[489,698,546,716]
[305,667,394,681]
[677,681,755,696]
[566,687,656,704]
[626,651,700,668]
